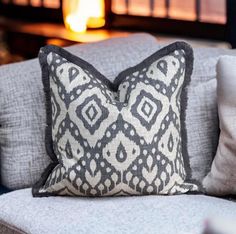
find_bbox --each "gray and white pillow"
[33,42,199,197]
[0,33,160,189]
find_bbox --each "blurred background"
[0,0,235,65]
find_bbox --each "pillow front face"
[0,34,160,190]
[33,42,198,197]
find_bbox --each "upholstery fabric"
[0,33,159,189]
[186,47,236,181]
[203,56,236,195]
[33,42,198,197]
[1,189,236,234]
[186,79,218,180]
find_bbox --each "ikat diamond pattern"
[33,43,198,197]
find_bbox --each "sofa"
[0,33,236,234]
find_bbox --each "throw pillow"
[0,33,160,189]
[203,56,236,195]
[33,42,199,197]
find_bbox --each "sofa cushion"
[0,189,236,234]
[186,79,218,180]
[33,42,198,197]
[0,33,159,189]
[155,45,236,182]
[203,56,236,195]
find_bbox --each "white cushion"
[0,189,236,234]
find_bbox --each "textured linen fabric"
[0,33,160,189]
[186,79,218,180]
[203,56,236,195]
[33,42,198,197]
[1,189,236,234]
[186,48,236,181]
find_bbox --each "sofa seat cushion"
[0,189,236,234]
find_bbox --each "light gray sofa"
[0,34,236,234]
[0,189,236,234]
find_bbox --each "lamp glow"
[63,0,105,33]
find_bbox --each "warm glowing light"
[112,0,127,15]
[43,0,60,9]
[169,0,196,21]
[31,0,42,7]
[66,14,87,33]
[87,0,105,28]
[63,0,88,33]
[63,0,105,33]
[129,0,151,16]
[13,0,28,5]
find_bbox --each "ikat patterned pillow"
[33,42,199,197]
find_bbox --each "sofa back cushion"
[203,56,236,195]
[186,47,236,181]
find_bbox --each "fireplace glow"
[111,0,226,24]
[63,0,105,33]
[87,0,105,28]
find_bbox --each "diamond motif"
[131,90,162,130]
[85,104,98,122]
[76,95,109,134]
[141,101,153,118]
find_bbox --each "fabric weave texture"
[1,189,236,234]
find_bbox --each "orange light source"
[86,0,105,28]
[63,0,105,33]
